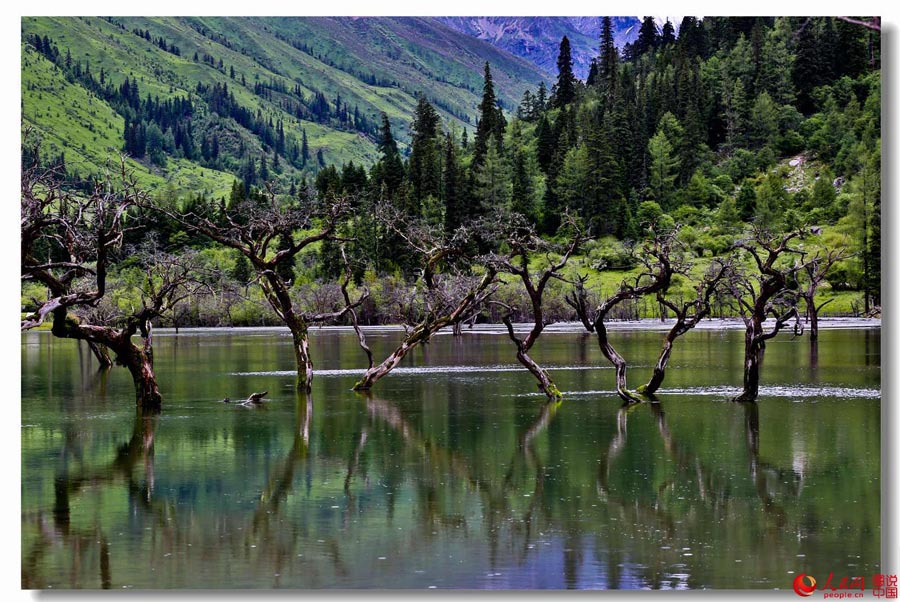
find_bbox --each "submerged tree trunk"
[639,334,675,397]
[638,264,728,397]
[499,313,560,400]
[733,305,800,403]
[516,349,560,400]
[123,351,163,411]
[806,298,832,342]
[52,308,163,412]
[88,341,113,369]
[734,321,764,403]
[353,327,428,390]
[353,270,496,391]
[290,323,313,393]
[594,320,643,404]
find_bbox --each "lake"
[21,324,881,589]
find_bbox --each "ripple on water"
[229,364,614,377]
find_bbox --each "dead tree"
[567,232,679,403]
[158,187,367,392]
[486,212,581,401]
[637,260,731,397]
[352,208,498,391]
[837,16,881,31]
[727,229,808,403]
[798,248,849,341]
[21,152,202,411]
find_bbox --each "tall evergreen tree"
[793,18,823,114]
[553,36,577,107]
[275,233,296,283]
[510,149,537,223]
[835,18,868,79]
[407,94,442,213]
[373,112,404,198]
[536,114,554,174]
[661,19,676,45]
[635,17,660,56]
[442,132,464,233]
[473,62,506,165]
[598,17,619,93]
[535,81,548,112]
[647,130,679,208]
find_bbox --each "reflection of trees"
[601,401,798,524]
[252,392,312,528]
[24,393,820,589]
[248,392,315,583]
[593,400,803,587]
[23,411,159,589]
[361,393,563,571]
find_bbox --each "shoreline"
[22,317,881,337]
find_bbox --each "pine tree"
[635,17,660,56]
[510,150,536,223]
[748,91,779,149]
[793,18,823,114]
[661,19,676,46]
[835,18,868,79]
[259,154,269,183]
[373,112,404,198]
[758,19,796,106]
[301,129,310,165]
[647,130,679,208]
[724,79,749,149]
[270,233,295,283]
[473,62,505,165]
[586,60,599,88]
[407,94,442,212]
[442,132,463,233]
[231,253,252,285]
[474,139,511,211]
[536,81,548,112]
[598,17,619,93]
[553,36,577,107]
[536,114,554,174]
[677,16,706,58]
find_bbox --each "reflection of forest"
[23,388,856,590]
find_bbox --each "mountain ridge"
[435,17,685,79]
[21,16,550,198]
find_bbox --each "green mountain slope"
[21,16,549,199]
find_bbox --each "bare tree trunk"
[808,298,832,342]
[354,331,425,390]
[123,349,162,412]
[733,304,799,403]
[52,309,163,411]
[595,321,643,404]
[639,334,675,397]
[516,349,560,400]
[88,341,113,369]
[353,270,496,391]
[498,312,561,401]
[734,321,763,403]
[291,325,313,393]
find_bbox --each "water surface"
[21,326,881,589]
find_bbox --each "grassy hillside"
[21,16,549,201]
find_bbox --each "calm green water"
[21,325,881,589]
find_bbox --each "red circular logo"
[793,574,817,597]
